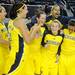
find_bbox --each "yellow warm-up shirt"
[28,27,45,53]
[44,34,62,55]
[5,20,25,74]
[61,29,75,55]
[0,22,9,74]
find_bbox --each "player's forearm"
[21,28,37,44]
[20,28,31,44]
[20,24,40,44]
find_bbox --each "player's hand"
[32,24,41,32]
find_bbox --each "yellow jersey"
[42,30,63,55]
[0,22,9,74]
[61,29,75,55]
[5,20,25,74]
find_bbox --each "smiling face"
[37,13,46,26]
[51,22,60,32]
[68,25,75,33]
[68,19,75,33]
[0,6,7,21]
[51,5,60,18]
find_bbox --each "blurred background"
[0,0,75,18]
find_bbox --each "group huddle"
[0,3,75,75]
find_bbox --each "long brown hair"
[10,3,25,19]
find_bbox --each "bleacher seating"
[65,0,75,16]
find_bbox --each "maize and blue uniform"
[41,29,63,75]
[59,29,75,75]
[5,20,34,75]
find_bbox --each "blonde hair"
[0,5,4,12]
[51,19,62,28]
